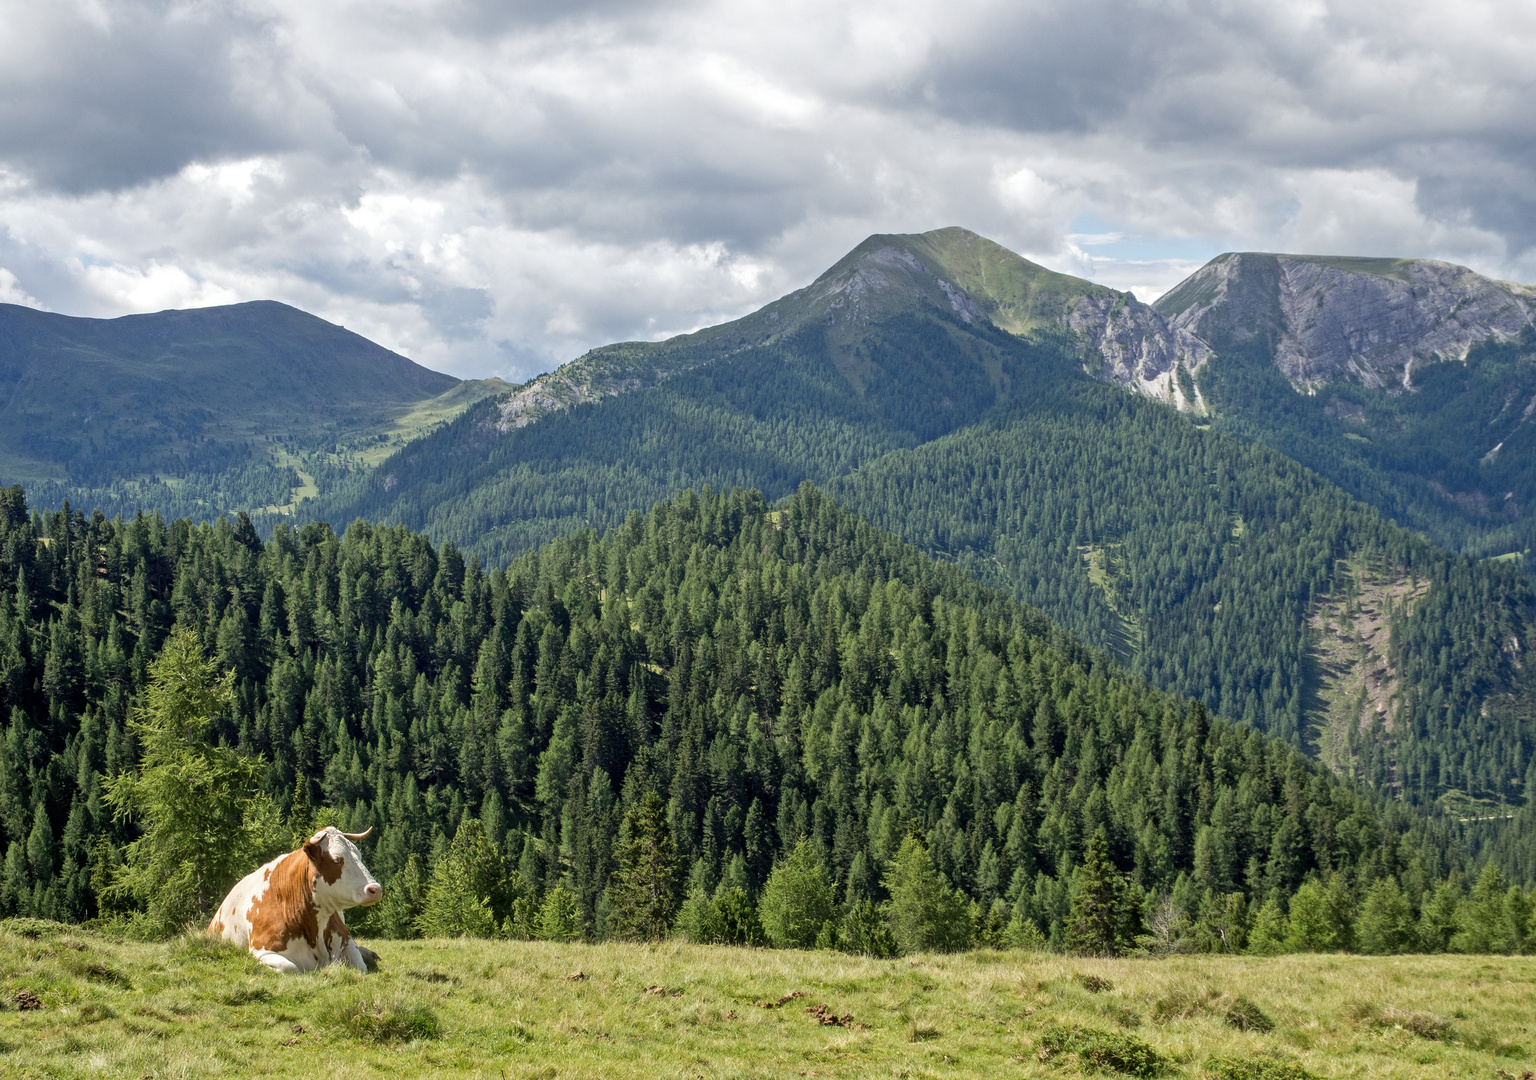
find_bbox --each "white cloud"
[0,0,1532,379]
[0,268,40,308]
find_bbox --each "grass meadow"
[0,919,1531,1079]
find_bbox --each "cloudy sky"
[1,0,1532,380]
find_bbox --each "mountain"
[1158,253,1535,388]
[300,228,1536,814]
[0,300,503,522]
[491,227,1210,430]
[1152,253,1536,557]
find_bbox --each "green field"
[2,921,1532,1079]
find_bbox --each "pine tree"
[1452,863,1508,954]
[102,630,273,935]
[366,853,427,940]
[1417,880,1462,952]
[884,835,971,954]
[537,885,581,941]
[1065,832,1125,957]
[415,819,506,938]
[604,791,680,940]
[1284,880,1336,952]
[1355,878,1416,954]
[759,838,837,949]
[1246,897,1289,955]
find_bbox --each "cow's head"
[303,826,382,909]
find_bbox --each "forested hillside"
[0,485,1483,953]
[10,229,1536,830]
[1197,329,1536,560]
[827,385,1536,809]
[312,308,1075,565]
[304,292,1536,811]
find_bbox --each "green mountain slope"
[314,231,1089,563]
[826,387,1536,807]
[0,300,497,521]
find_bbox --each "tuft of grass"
[223,984,274,1006]
[899,1009,941,1042]
[326,994,441,1043]
[1204,1057,1318,1080]
[1380,1006,1450,1040]
[168,932,247,965]
[1103,1003,1142,1028]
[1152,984,1218,1022]
[1153,984,1272,1032]
[1076,973,1114,993]
[1036,1023,1167,1076]
[1222,995,1273,1032]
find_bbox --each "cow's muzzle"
[361,883,382,906]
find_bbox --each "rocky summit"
[1154,252,1536,390]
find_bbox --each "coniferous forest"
[5,481,1536,956]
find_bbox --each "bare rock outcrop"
[1156,253,1536,390]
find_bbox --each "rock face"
[1067,293,1212,409]
[1155,253,1536,390]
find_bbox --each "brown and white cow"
[209,826,383,973]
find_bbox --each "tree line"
[6,480,1532,958]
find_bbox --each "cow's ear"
[302,838,322,861]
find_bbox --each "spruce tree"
[1355,878,1415,954]
[604,791,680,940]
[1065,832,1125,957]
[537,885,581,941]
[1246,897,1289,955]
[415,819,506,938]
[366,853,426,939]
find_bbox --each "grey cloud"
[0,3,306,193]
[1,0,1534,377]
[423,285,495,341]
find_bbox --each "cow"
[209,826,383,973]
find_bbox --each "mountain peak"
[494,227,1216,430]
[1156,251,1536,389]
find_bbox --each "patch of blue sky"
[1065,213,1223,265]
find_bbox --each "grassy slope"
[2,922,1532,1079]
[0,301,458,480]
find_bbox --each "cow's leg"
[255,951,302,974]
[339,940,369,972]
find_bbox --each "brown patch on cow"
[324,912,352,956]
[247,851,320,952]
[210,920,225,937]
[304,838,344,885]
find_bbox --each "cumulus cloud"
[0,0,1532,378]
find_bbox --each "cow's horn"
[342,827,373,841]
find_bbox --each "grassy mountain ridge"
[0,300,504,522]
